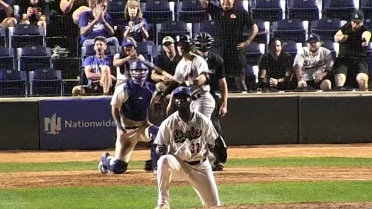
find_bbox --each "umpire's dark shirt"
[206,51,225,97]
[153,51,181,75]
[338,22,368,58]
[206,2,255,47]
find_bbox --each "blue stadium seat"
[282,40,299,58]
[199,20,217,38]
[310,18,342,42]
[251,0,283,22]
[107,0,127,26]
[17,45,52,96]
[31,68,62,96]
[9,24,45,48]
[143,0,173,24]
[361,0,372,19]
[322,39,337,59]
[157,20,189,45]
[0,46,15,70]
[245,41,264,66]
[286,0,319,21]
[322,0,356,21]
[0,27,5,47]
[271,19,306,43]
[178,0,209,24]
[243,19,269,44]
[0,69,26,96]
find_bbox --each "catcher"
[153,86,227,209]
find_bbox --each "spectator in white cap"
[294,33,334,90]
[333,10,371,91]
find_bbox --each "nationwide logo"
[44,113,115,135]
[44,113,62,135]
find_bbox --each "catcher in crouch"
[98,61,159,174]
[154,86,227,209]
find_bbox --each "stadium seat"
[157,20,189,45]
[361,0,372,19]
[244,41,264,66]
[199,20,217,38]
[282,40,299,58]
[271,19,306,43]
[322,40,338,59]
[0,69,26,96]
[363,18,372,30]
[309,18,342,42]
[251,0,283,22]
[0,46,15,70]
[322,0,356,20]
[178,0,209,24]
[17,45,52,96]
[143,0,173,25]
[286,0,319,21]
[31,68,62,96]
[9,24,45,48]
[0,27,5,47]
[136,40,157,61]
[107,0,127,26]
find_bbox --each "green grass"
[1,157,371,209]
[0,181,371,209]
[1,157,372,172]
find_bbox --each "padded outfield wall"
[0,92,372,150]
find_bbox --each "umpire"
[194,32,228,171]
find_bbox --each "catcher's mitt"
[210,136,227,163]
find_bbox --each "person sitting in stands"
[78,0,119,47]
[72,36,116,96]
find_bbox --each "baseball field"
[0,144,372,209]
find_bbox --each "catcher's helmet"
[175,34,192,53]
[129,61,148,85]
[193,32,214,52]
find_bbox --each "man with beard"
[333,10,371,90]
[294,33,334,90]
[199,0,258,93]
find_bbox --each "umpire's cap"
[173,86,191,98]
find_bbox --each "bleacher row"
[1,0,372,96]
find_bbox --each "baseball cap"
[162,36,175,45]
[306,33,321,43]
[122,39,135,47]
[173,86,191,98]
[351,10,364,22]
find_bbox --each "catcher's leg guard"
[110,159,128,174]
[148,125,159,170]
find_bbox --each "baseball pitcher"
[153,86,227,209]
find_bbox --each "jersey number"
[190,142,201,154]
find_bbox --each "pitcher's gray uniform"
[154,105,221,208]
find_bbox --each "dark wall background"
[221,96,299,145]
[1,94,372,150]
[0,101,39,150]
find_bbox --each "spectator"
[0,0,17,28]
[199,0,258,93]
[78,0,119,47]
[72,36,116,95]
[113,38,146,86]
[294,33,334,90]
[20,0,47,35]
[258,38,296,91]
[193,32,228,171]
[151,36,181,92]
[334,10,371,91]
[123,0,149,43]
[60,0,90,25]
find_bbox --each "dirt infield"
[1,144,372,209]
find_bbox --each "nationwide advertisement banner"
[39,97,116,150]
